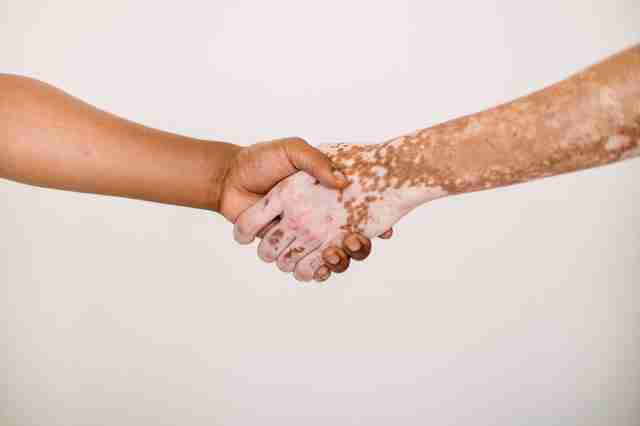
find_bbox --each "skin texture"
[235,44,640,281]
[0,74,383,274]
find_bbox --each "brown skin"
[0,74,385,273]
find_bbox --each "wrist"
[322,141,448,210]
[202,141,242,214]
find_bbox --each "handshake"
[2,45,638,283]
[219,137,410,283]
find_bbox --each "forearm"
[0,74,238,211]
[387,44,639,204]
[328,45,639,214]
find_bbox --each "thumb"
[284,138,350,189]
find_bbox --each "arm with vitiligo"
[234,44,640,281]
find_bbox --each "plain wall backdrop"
[1,1,639,425]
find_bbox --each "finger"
[234,193,282,244]
[294,249,326,282]
[276,236,322,273]
[322,246,350,273]
[379,228,394,239]
[314,265,331,282]
[258,224,296,263]
[256,217,281,239]
[343,234,372,261]
[283,138,350,190]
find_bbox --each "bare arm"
[0,74,238,211]
[233,45,640,281]
[376,43,640,201]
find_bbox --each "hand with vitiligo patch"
[233,142,411,282]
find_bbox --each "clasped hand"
[219,138,392,281]
[222,138,406,282]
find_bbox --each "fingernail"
[315,266,329,280]
[327,254,340,265]
[346,240,361,252]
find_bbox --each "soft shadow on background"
[2,1,639,425]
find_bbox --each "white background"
[1,1,639,425]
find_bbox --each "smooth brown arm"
[0,74,239,211]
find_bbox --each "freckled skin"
[235,45,640,280]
